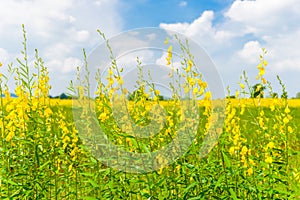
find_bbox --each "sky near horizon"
[0,0,300,97]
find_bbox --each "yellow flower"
[204,91,211,100]
[164,37,169,44]
[154,89,160,96]
[247,168,253,176]
[6,131,15,142]
[229,146,235,156]
[108,68,113,75]
[99,112,109,122]
[116,76,124,85]
[239,83,245,89]
[44,107,53,117]
[186,60,193,72]
[241,146,248,155]
[249,159,255,166]
[258,67,265,76]
[166,45,173,65]
[266,142,275,149]
[284,107,290,114]
[0,62,2,67]
[68,164,73,172]
[283,117,289,124]
[193,87,198,96]
[265,155,273,164]
[288,126,293,133]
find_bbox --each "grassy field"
[1,98,300,199]
[1,27,300,199]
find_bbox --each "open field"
[1,98,300,199]
[1,28,300,199]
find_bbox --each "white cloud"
[179,1,187,7]
[0,48,9,64]
[237,41,262,64]
[160,11,234,52]
[159,0,300,96]
[0,0,73,39]
[46,57,81,74]
[63,57,82,73]
[74,30,90,42]
[0,0,123,95]
[225,0,299,33]
[45,43,72,60]
[146,33,156,41]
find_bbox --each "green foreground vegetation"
[1,26,300,199]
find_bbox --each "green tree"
[128,89,143,101]
[251,83,266,98]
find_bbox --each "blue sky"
[0,0,300,98]
[121,0,234,28]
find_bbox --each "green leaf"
[81,197,98,200]
[229,188,239,200]
[222,151,231,168]
[81,172,94,177]
[183,182,197,197]
[141,143,151,154]
[89,179,100,188]
[214,174,225,191]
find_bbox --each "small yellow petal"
[164,37,169,44]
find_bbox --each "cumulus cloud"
[160,11,234,52]
[46,56,82,73]
[237,41,262,64]
[179,1,187,7]
[225,0,299,34]
[0,48,9,64]
[159,0,300,96]
[0,0,123,95]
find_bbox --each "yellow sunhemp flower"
[6,131,15,142]
[270,105,275,112]
[116,76,124,85]
[186,60,193,73]
[241,146,248,155]
[259,67,265,76]
[283,117,289,124]
[166,45,173,65]
[265,155,273,164]
[68,164,73,172]
[108,68,113,75]
[239,83,245,89]
[193,87,198,96]
[288,126,293,133]
[204,91,211,100]
[247,168,253,176]
[266,142,275,149]
[99,112,108,122]
[284,107,290,114]
[164,37,169,44]
[229,146,235,156]
[0,62,2,67]
[154,89,160,96]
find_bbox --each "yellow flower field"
[1,27,300,199]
